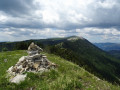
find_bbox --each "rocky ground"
[7,42,57,83]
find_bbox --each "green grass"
[0,50,120,90]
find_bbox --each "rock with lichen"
[7,42,57,83]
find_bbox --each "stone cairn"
[7,42,57,77]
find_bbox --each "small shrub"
[2,47,8,52]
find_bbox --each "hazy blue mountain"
[94,43,120,59]
[1,36,120,84]
[94,43,120,51]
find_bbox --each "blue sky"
[0,0,120,43]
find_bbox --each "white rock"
[19,56,26,62]
[4,59,7,62]
[7,66,13,72]
[42,56,47,58]
[27,51,38,55]
[10,74,27,84]
[17,65,23,70]
[7,42,56,83]
[67,36,85,41]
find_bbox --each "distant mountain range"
[1,36,120,84]
[94,43,120,51]
[94,43,120,59]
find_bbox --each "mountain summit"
[0,36,120,84]
[67,36,85,41]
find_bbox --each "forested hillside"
[0,36,120,84]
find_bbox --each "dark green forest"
[0,36,120,84]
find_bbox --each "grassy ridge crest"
[0,50,119,90]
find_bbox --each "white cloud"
[98,0,117,9]
[76,27,120,42]
[0,0,120,42]
[1,0,120,29]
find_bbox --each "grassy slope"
[0,50,119,90]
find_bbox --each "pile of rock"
[7,42,57,83]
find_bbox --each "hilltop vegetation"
[0,50,120,90]
[49,38,120,84]
[0,36,120,84]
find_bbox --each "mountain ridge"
[0,36,120,84]
[94,43,120,51]
[0,50,120,89]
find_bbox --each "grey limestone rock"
[7,42,57,83]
